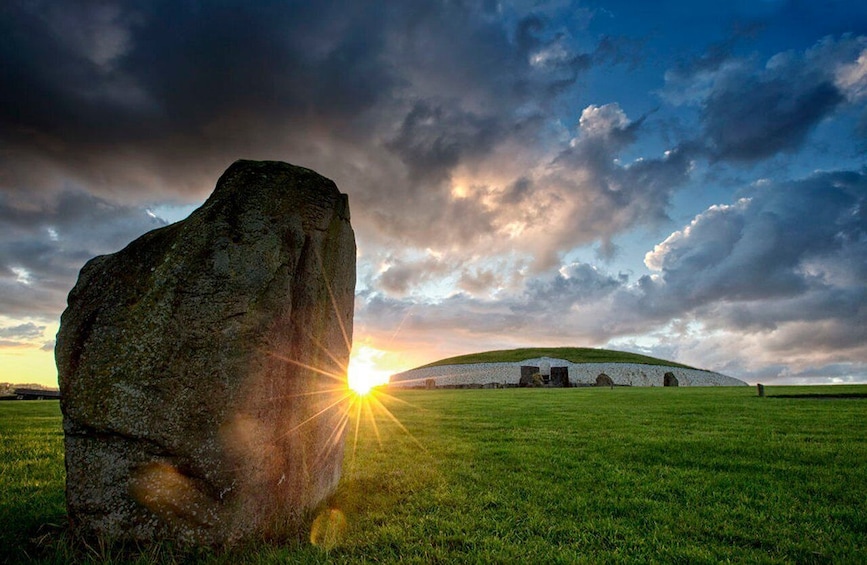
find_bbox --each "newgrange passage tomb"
[390,347,747,388]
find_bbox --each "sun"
[347,369,375,396]
[347,346,391,396]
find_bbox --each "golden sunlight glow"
[347,345,392,395]
[450,182,469,199]
[0,320,59,388]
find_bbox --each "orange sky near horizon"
[1,324,419,393]
[1,322,59,388]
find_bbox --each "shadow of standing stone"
[56,160,355,547]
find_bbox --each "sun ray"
[389,305,414,343]
[362,394,383,447]
[267,351,346,381]
[280,391,353,439]
[370,389,427,409]
[310,333,350,376]
[317,407,352,461]
[368,393,426,451]
[313,246,353,357]
[351,393,363,458]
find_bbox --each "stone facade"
[390,356,747,388]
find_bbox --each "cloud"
[0,1,670,264]
[644,171,866,307]
[0,1,697,323]
[664,35,867,161]
[0,1,594,196]
[3,2,865,386]
[0,322,45,340]
[529,104,691,266]
[634,169,867,372]
[356,258,629,358]
[516,262,622,313]
[387,101,505,182]
[0,190,166,316]
[354,168,867,383]
[374,252,457,298]
[835,48,867,101]
[0,321,52,351]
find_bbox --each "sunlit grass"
[0,401,66,560]
[3,386,866,563]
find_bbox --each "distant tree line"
[0,382,59,396]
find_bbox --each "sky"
[2,0,867,388]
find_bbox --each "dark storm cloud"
[703,77,842,161]
[0,190,166,316]
[387,101,505,182]
[664,35,867,161]
[0,1,393,139]
[0,0,635,261]
[0,1,598,189]
[0,0,648,326]
[0,0,402,197]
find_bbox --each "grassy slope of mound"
[416,347,699,371]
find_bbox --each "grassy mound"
[416,346,698,370]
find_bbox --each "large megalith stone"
[56,160,356,547]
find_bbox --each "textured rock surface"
[56,160,355,546]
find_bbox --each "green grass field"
[0,401,66,563]
[416,347,699,370]
[1,386,865,563]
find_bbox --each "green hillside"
[416,347,699,371]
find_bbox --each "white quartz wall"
[390,357,747,387]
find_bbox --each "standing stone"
[56,160,355,547]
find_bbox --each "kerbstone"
[57,160,355,546]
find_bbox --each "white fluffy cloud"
[835,48,867,101]
[576,103,630,139]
